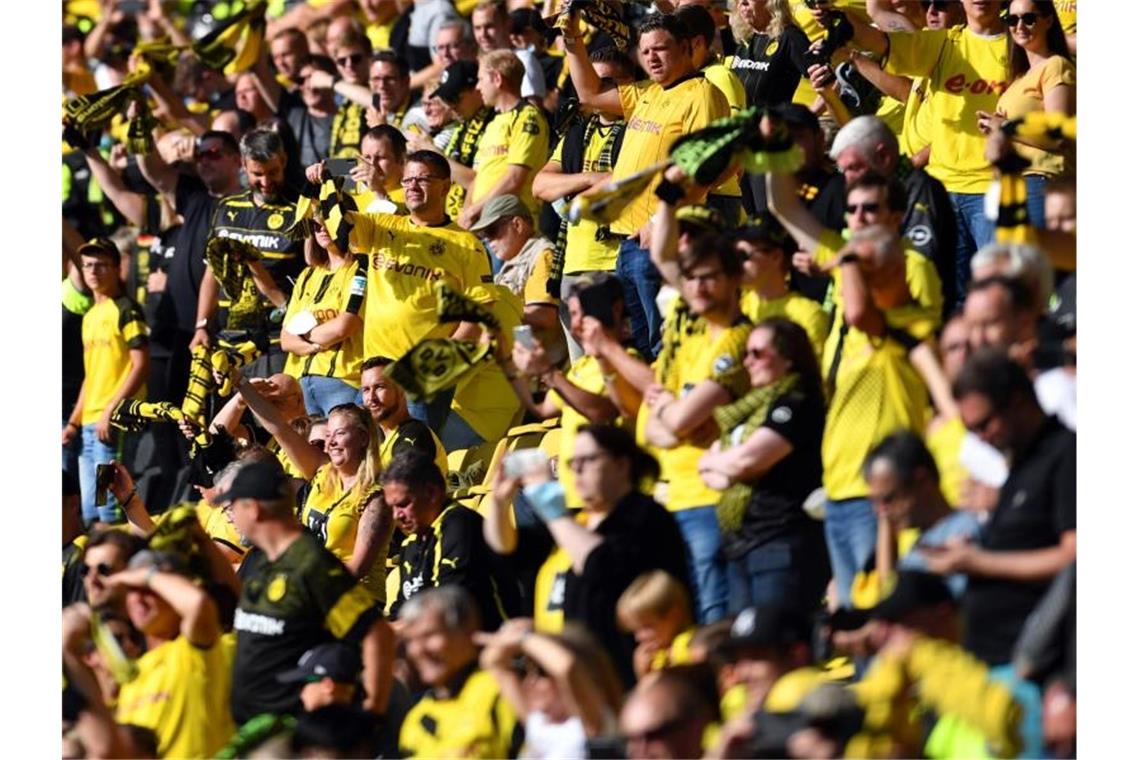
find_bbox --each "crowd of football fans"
[61,0,1077,757]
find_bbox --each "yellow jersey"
[470,100,550,216]
[821,307,938,500]
[301,465,387,601]
[399,667,521,758]
[195,500,247,560]
[1055,1,1077,35]
[533,543,574,634]
[884,26,1010,193]
[926,414,967,507]
[379,418,450,480]
[611,75,730,235]
[995,56,1076,179]
[651,304,753,511]
[115,634,236,759]
[701,61,746,202]
[80,296,148,425]
[281,255,368,386]
[348,212,493,361]
[547,353,633,508]
[550,119,624,273]
[898,77,935,158]
[740,289,831,366]
[450,284,525,443]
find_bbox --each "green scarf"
[712,373,800,533]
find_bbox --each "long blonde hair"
[731,0,794,44]
[321,404,384,512]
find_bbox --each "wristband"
[654,178,685,206]
[122,487,138,506]
[839,253,860,266]
[66,421,80,432]
[145,565,159,589]
[195,318,209,329]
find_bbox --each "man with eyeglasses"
[62,239,150,527]
[306,149,492,431]
[925,349,1074,710]
[830,115,958,310]
[832,0,1011,300]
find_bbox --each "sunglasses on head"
[80,562,115,578]
[1005,12,1040,28]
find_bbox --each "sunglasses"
[1005,13,1040,28]
[845,201,882,215]
[80,562,116,578]
[744,346,778,361]
[336,53,365,67]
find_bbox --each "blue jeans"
[616,238,662,360]
[949,192,995,307]
[62,417,81,478]
[406,386,455,435]
[1025,174,1047,231]
[725,524,830,616]
[823,497,878,608]
[989,664,1044,759]
[439,410,485,452]
[673,506,728,624]
[300,375,361,417]
[79,424,124,525]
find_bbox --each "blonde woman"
[728,0,812,107]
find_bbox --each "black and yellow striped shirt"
[209,190,305,301]
[391,503,518,631]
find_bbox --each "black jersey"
[209,189,305,300]
[730,27,812,107]
[231,531,383,723]
[392,503,520,630]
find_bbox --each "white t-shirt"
[516,48,547,99]
[522,712,587,760]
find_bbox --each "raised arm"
[838,254,887,336]
[234,374,328,478]
[561,11,623,117]
[83,147,148,228]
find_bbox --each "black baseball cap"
[772,102,821,133]
[214,461,292,504]
[431,60,480,105]
[828,571,954,631]
[277,642,363,685]
[77,237,121,264]
[726,605,812,651]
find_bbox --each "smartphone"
[513,324,537,350]
[95,464,115,507]
[325,157,357,178]
[119,0,147,13]
[372,93,381,111]
[577,281,618,328]
[503,448,549,480]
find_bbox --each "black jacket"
[562,491,691,687]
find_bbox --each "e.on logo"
[944,74,1009,96]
